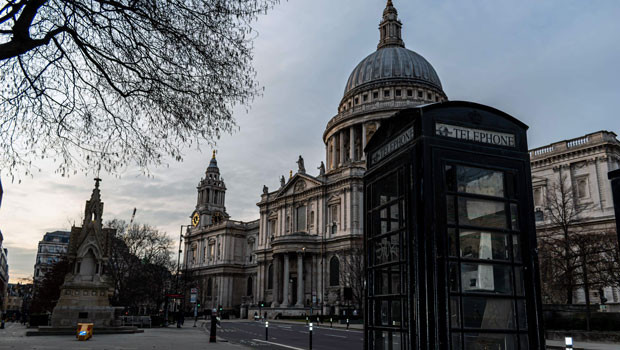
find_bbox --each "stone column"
[350,127,356,162]
[271,254,280,307]
[331,136,337,169]
[312,254,318,305]
[339,130,346,166]
[362,123,367,160]
[283,253,290,307]
[296,253,304,307]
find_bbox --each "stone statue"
[318,161,325,176]
[263,185,269,194]
[280,175,285,187]
[297,155,306,173]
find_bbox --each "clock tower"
[192,151,229,227]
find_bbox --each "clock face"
[192,212,200,227]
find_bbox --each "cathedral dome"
[343,46,443,97]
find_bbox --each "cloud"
[1,0,619,280]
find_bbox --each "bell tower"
[193,151,229,227]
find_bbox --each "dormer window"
[373,91,379,99]
[384,90,390,98]
[395,89,401,97]
[407,89,413,97]
[417,90,423,98]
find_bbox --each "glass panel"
[447,195,456,224]
[390,267,401,294]
[446,165,457,192]
[449,228,458,257]
[375,234,400,265]
[510,203,519,231]
[458,198,507,229]
[514,267,524,296]
[449,262,460,292]
[452,333,462,350]
[512,235,522,263]
[390,203,400,223]
[456,166,505,198]
[462,297,515,329]
[519,335,529,350]
[380,208,389,234]
[373,172,399,207]
[460,231,510,261]
[450,296,461,328]
[375,269,388,295]
[463,333,517,350]
[391,300,402,326]
[461,263,513,294]
[381,300,389,325]
[391,332,401,350]
[517,300,527,329]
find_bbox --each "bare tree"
[105,219,173,311]
[537,174,590,304]
[0,0,279,178]
[340,247,364,311]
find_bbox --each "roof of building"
[342,1,443,98]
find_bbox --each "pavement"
[545,339,620,350]
[0,321,248,350]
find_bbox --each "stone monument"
[50,178,118,327]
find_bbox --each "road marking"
[251,339,305,350]
[325,334,347,338]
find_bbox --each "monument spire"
[378,0,405,49]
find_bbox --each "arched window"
[268,264,274,290]
[247,276,253,296]
[330,256,340,286]
[206,278,213,297]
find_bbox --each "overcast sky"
[1,0,619,282]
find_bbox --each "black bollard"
[330,317,333,328]
[265,321,269,341]
[309,322,313,350]
[209,314,217,343]
[346,318,349,330]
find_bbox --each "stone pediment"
[276,173,323,198]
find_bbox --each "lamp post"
[172,225,191,317]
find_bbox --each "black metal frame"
[363,101,545,350]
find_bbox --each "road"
[216,320,364,350]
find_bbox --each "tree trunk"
[583,253,591,332]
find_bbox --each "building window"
[395,89,401,97]
[268,264,274,290]
[286,216,291,232]
[535,209,544,222]
[407,89,413,97]
[309,211,315,228]
[427,92,432,100]
[373,91,379,99]
[269,219,277,237]
[330,256,340,286]
[363,94,368,102]
[533,187,543,206]
[247,276,253,296]
[384,90,390,98]
[354,97,359,105]
[577,177,589,199]
[417,90,423,98]
[329,205,339,224]
[296,206,307,232]
[207,278,213,297]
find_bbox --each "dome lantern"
[378,0,405,50]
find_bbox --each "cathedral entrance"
[291,276,298,306]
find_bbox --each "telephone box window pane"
[447,195,456,224]
[463,333,517,350]
[373,173,399,206]
[458,198,507,229]
[391,267,402,294]
[512,235,522,263]
[446,165,457,191]
[450,296,461,328]
[462,297,516,329]
[390,203,400,224]
[392,300,402,326]
[456,166,505,197]
[375,269,389,295]
[449,228,458,257]
[375,234,399,265]
[510,203,519,231]
[461,263,513,295]
[381,300,389,325]
[517,300,527,329]
[449,262,460,292]
[451,333,462,350]
[519,335,529,350]
[460,231,510,261]
[514,268,525,296]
